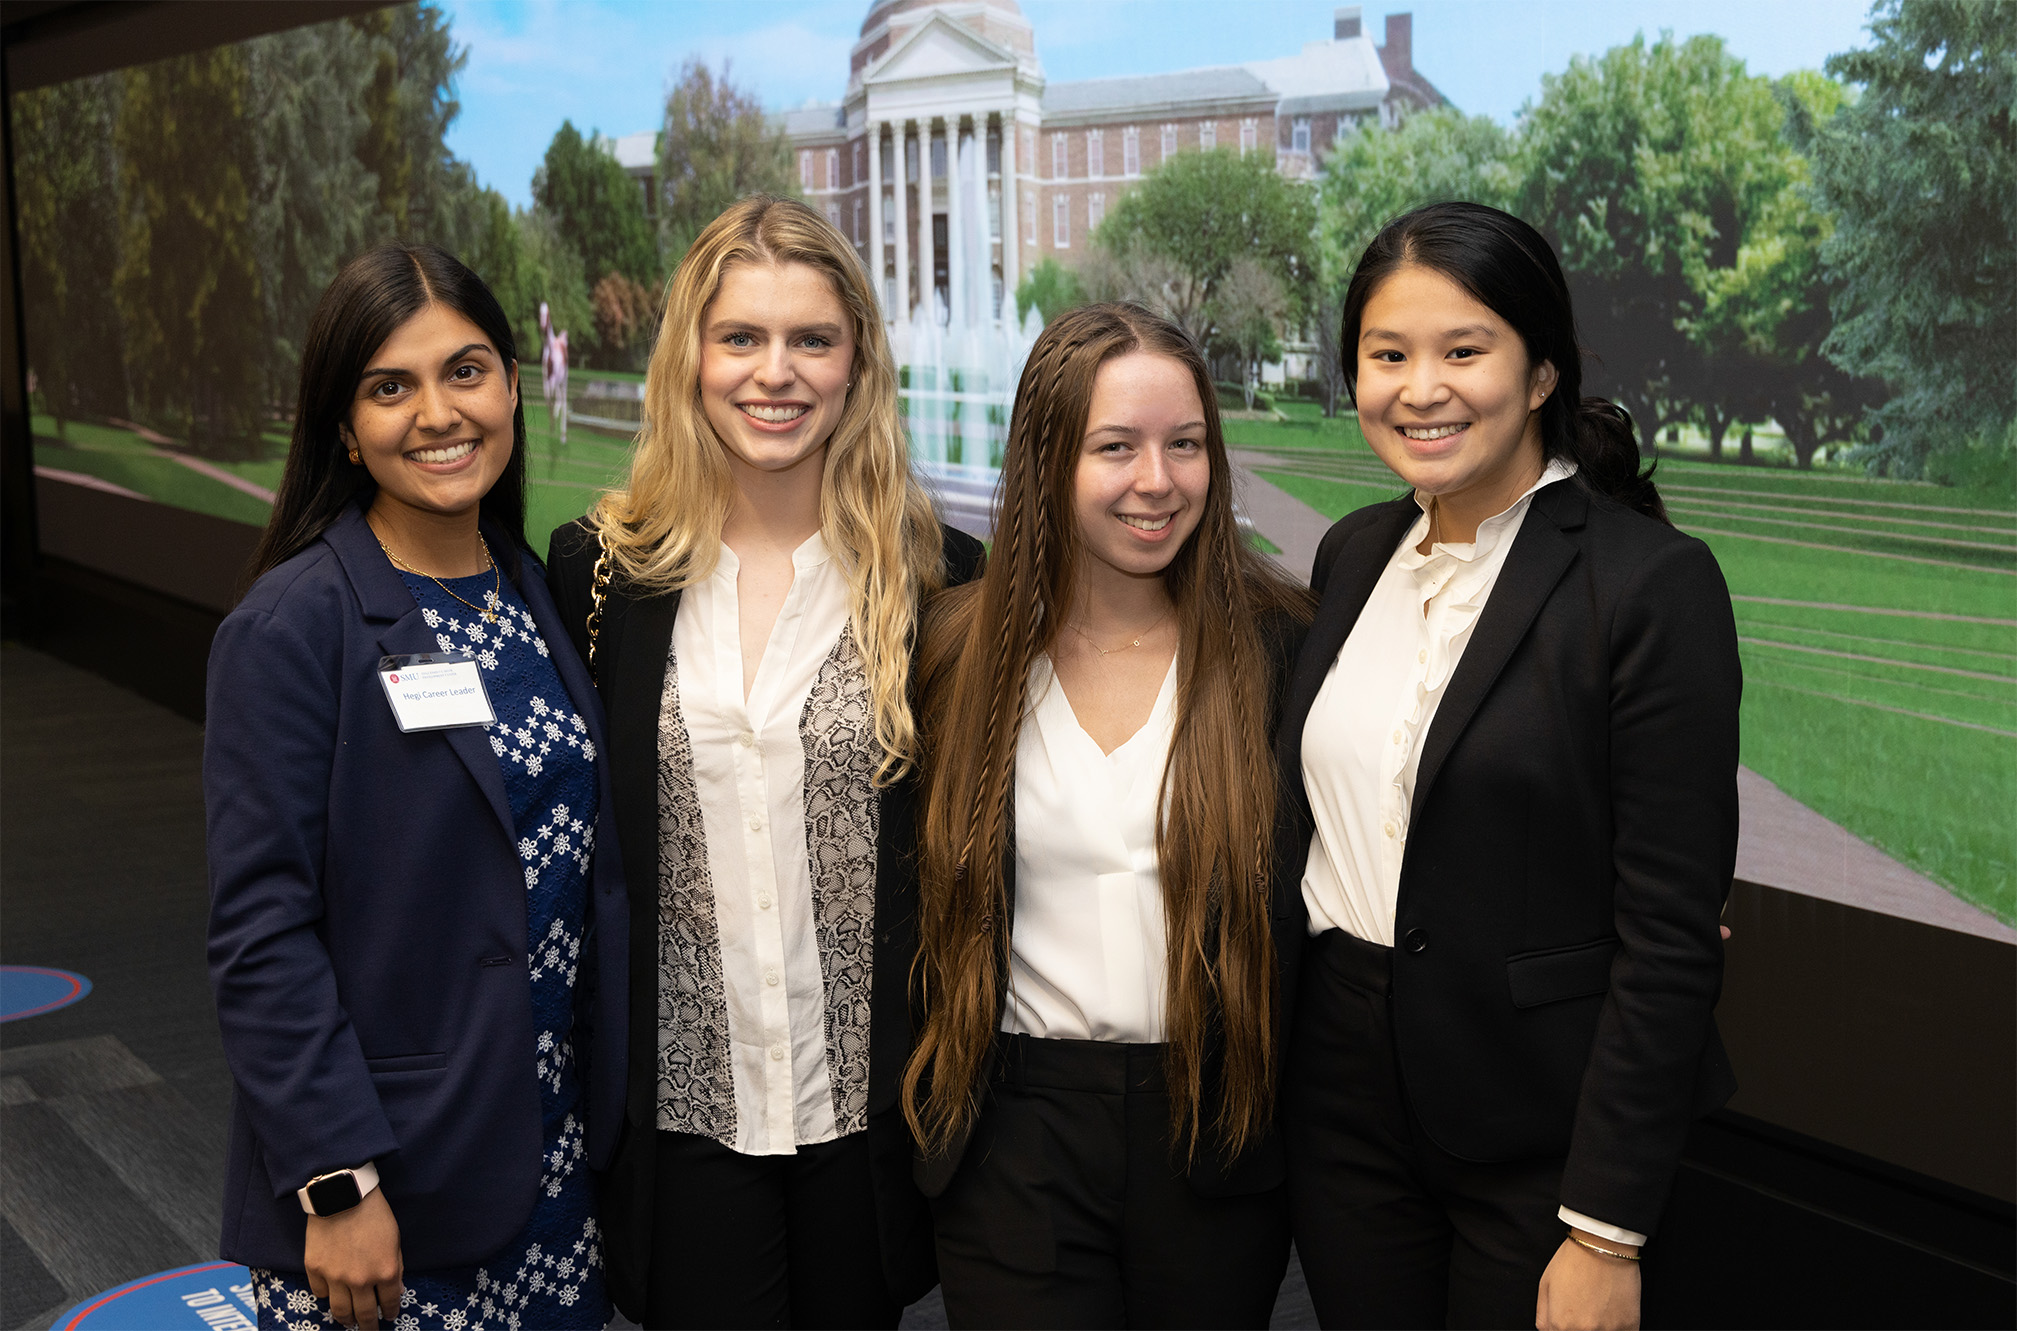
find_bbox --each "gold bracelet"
[1568,1232,1641,1263]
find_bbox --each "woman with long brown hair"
[546,196,981,1328]
[903,302,1311,1327]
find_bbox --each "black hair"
[1337,201,1665,522]
[245,242,529,589]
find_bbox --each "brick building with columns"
[772,0,1443,328]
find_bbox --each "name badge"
[377,653,496,732]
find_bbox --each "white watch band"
[297,1160,381,1215]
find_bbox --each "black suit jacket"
[914,609,1308,1202]
[545,518,982,1317]
[1275,478,1740,1237]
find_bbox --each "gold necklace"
[1067,609,1172,657]
[378,536,500,622]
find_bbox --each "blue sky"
[439,0,1877,209]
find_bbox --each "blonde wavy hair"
[590,195,944,782]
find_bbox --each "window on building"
[883,190,896,244]
[1025,191,1037,239]
[1122,126,1140,177]
[1086,129,1103,178]
[1088,192,1105,234]
[1161,123,1177,159]
[989,181,1002,238]
[1200,120,1217,151]
[1335,116,1354,146]
[853,199,864,244]
[856,139,866,180]
[1023,126,1036,172]
[1240,119,1258,155]
[826,202,842,229]
[1054,193,1069,248]
[826,148,840,189]
[799,150,814,191]
[1292,119,1311,154]
[1052,132,1067,179]
[987,126,1001,175]
[931,133,947,180]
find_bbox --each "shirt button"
[1418,649,1428,664]
[738,732,755,747]
[1391,729,1403,744]
[758,892,772,910]
[1383,822,1396,838]
[765,967,779,986]
[747,815,762,832]
[769,1043,785,1061]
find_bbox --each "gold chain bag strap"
[585,528,614,682]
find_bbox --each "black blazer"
[205,507,628,1270]
[914,609,1308,1202]
[1275,477,1740,1237]
[545,517,983,1316]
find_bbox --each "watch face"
[306,1172,364,1216]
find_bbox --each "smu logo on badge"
[389,673,401,683]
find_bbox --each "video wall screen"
[10,0,2012,937]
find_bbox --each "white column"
[892,121,911,325]
[947,115,966,329]
[1000,112,1019,322]
[918,119,939,324]
[867,123,886,321]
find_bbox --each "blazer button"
[1403,928,1428,954]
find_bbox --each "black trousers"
[931,1033,1290,1329]
[641,1127,900,1330]
[1285,929,1567,1329]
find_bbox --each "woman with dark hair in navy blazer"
[1278,203,1741,1331]
[205,243,627,1331]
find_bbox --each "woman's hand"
[305,1188,404,1329]
[1535,1230,1640,1330]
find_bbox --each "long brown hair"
[902,303,1311,1162]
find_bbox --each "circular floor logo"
[0,966,92,1022]
[58,1263,254,1330]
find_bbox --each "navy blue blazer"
[204,506,629,1271]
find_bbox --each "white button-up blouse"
[653,534,879,1156]
[1299,457,1575,947]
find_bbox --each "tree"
[1014,257,1084,323]
[113,48,268,457]
[592,272,662,370]
[13,76,129,431]
[534,120,660,290]
[1312,106,1515,417]
[1317,107,1515,280]
[1211,257,1287,409]
[1094,147,1315,352]
[1801,0,2017,476]
[1077,247,1190,333]
[656,59,800,264]
[1516,34,1801,455]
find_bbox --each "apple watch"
[296,1160,381,1217]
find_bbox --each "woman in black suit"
[1278,202,1740,1331]
[544,196,979,1329]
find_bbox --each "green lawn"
[1239,419,2017,925]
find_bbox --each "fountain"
[896,130,1043,537]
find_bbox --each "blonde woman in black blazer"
[1277,203,1740,1331]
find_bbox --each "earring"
[348,449,361,464]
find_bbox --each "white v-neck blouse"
[1004,653,1180,1044]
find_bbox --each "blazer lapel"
[1409,480,1586,822]
[607,588,679,887]
[1276,501,1417,813]
[322,506,521,841]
